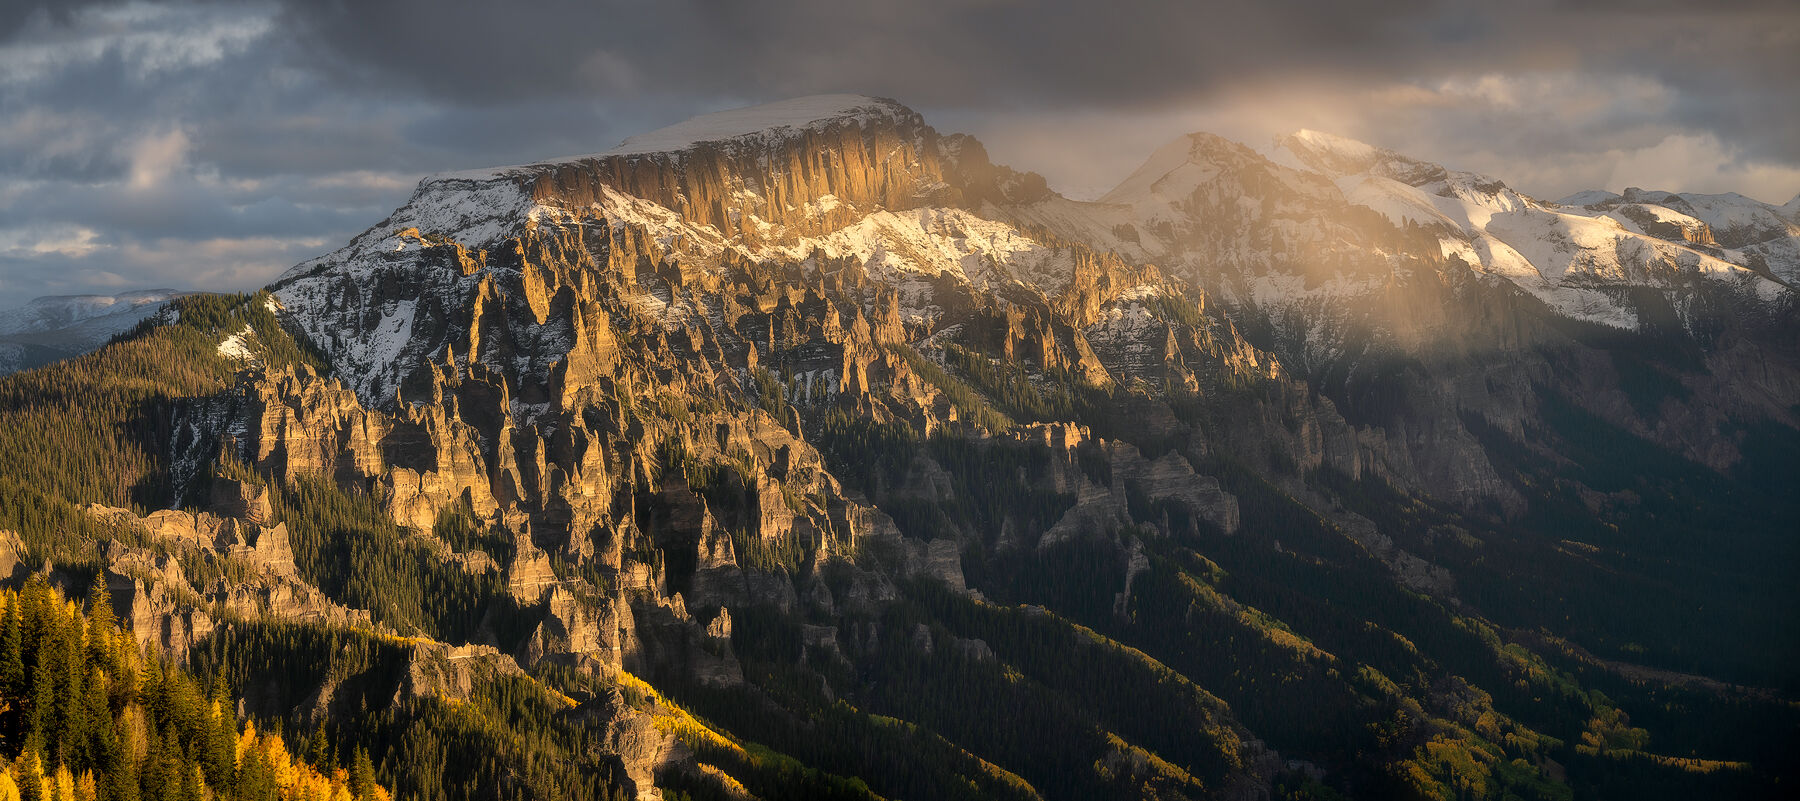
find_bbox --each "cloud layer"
[2,0,1795,299]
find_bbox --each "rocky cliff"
[43,95,1794,801]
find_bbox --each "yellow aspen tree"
[237,721,259,763]
[262,734,297,790]
[49,764,72,801]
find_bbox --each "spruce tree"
[25,651,54,757]
[349,746,378,800]
[0,600,24,743]
[83,578,113,670]
[14,749,43,801]
[305,722,330,771]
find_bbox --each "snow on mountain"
[1558,189,1623,207]
[986,126,1796,340]
[0,289,183,376]
[1644,190,1796,242]
[270,95,1795,410]
[1101,132,1329,211]
[271,97,1092,403]
[1277,129,1385,175]
[0,289,179,335]
[1262,132,1791,325]
[1098,134,1227,205]
[278,95,931,282]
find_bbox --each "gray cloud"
[267,0,1798,157]
[1,0,1796,300]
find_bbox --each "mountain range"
[0,289,185,376]
[0,95,1793,801]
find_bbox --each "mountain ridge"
[0,95,1794,801]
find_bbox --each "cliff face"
[244,93,1800,668]
[119,96,1799,800]
[520,107,947,246]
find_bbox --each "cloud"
[1604,134,1800,203]
[0,1,271,86]
[125,127,188,189]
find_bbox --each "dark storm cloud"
[267,0,1799,154]
[0,0,114,40]
[273,0,1438,106]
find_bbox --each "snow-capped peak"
[1098,132,1261,205]
[1281,129,1382,173]
[1556,189,1623,208]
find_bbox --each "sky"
[2,0,1796,301]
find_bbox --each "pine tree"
[199,700,235,794]
[135,725,166,801]
[176,763,202,801]
[0,585,387,801]
[25,650,54,757]
[55,617,85,770]
[235,741,278,801]
[349,746,377,801]
[305,722,330,771]
[0,599,24,744]
[14,749,44,801]
[82,578,113,671]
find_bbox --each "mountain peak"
[1275,129,1397,177]
[1098,131,1258,204]
[607,94,914,156]
[434,95,919,182]
[1286,129,1380,162]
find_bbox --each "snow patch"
[217,325,258,364]
[1557,189,1622,207]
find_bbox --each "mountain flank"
[0,95,1793,801]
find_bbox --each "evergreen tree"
[0,599,24,744]
[0,584,384,801]
[14,749,43,801]
[25,652,54,756]
[82,579,113,670]
[349,746,377,801]
[304,723,330,771]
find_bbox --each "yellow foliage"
[238,721,259,762]
[0,771,19,801]
[7,753,45,801]
[260,733,296,788]
[52,763,74,801]
[616,671,744,757]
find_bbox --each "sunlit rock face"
[245,94,1796,611]
[124,94,1798,799]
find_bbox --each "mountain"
[0,289,185,376]
[0,96,1794,801]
